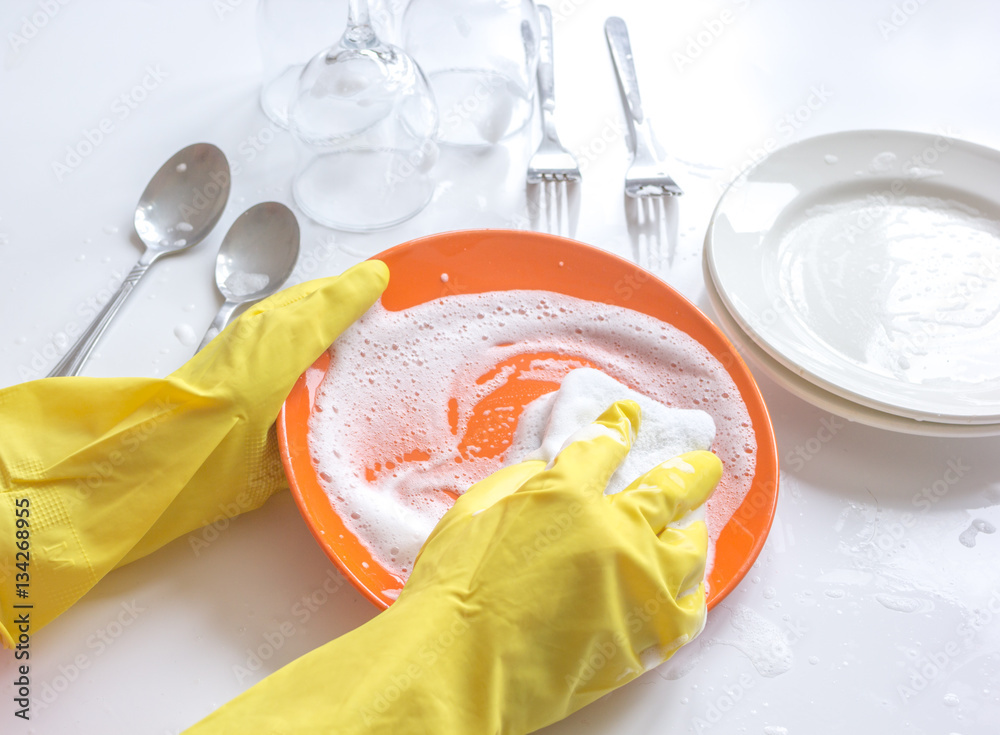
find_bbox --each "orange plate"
[277,230,779,610]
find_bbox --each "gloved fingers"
[441,459,547,522]
[174,260,389,398]
[656,520,709,601]
[611,451,722,534]
[539,400,640,497]
[641,580,707,668]
[225,258,388,345]
[242,260,388,318]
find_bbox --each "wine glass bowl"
[402,0,540,147]
[289,0,439,231]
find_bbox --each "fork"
[605,16,683,198]
[527,5,581,187]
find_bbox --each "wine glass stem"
[345,0,376,47]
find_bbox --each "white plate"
[705,130,1000,424]
[703,262,1000,437]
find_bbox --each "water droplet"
[173,324,197,346]
[440,273,449,283]
[176,221,194,232]
[174,238,187,247]
[176,163,188,172]
[824,589,845,599]
[824,154,838,165]
[763,587,776,599]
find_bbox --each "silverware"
[527,5,580,185]
[197,202,300,352]
[605,17,683,198]
[48,143,231,377]
[526,5,580,236]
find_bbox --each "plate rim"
[705,128,1000,424]
[703,255,1000,438]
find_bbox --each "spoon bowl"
[48,143,231,378]
[197,202,301,351]
[134,143,231,257]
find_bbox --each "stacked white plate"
[704,130,1000,437]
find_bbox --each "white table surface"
[3,0,1000,733]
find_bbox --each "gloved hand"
[185,400,722,735]
[0,261,389,647]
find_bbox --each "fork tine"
[626,192,681,270]
[558,181,566,235]
[544,180,555,233]
[528,178,578,237]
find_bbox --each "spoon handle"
[196,299,241,353]
[46,254,155,378]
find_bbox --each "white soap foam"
[173,323,197,346]
[507,367,716,494]
[225,271,270,297]
[715,603,794,677]
[309,290,757,584]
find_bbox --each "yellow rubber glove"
[0,261,389,648]
[185,401,722,735]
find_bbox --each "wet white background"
[2,0,999,733]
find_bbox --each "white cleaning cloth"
[507,368,716,495]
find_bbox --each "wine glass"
[288,0,439,231]
[256,0,400,128]
[402,0,540,147]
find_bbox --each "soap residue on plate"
[868,151,897,173]
[308,290,756,583]
[959,518,996,547]
[656,602,794,680]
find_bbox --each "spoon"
[196,202,300,352]
[48,143,231,377]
